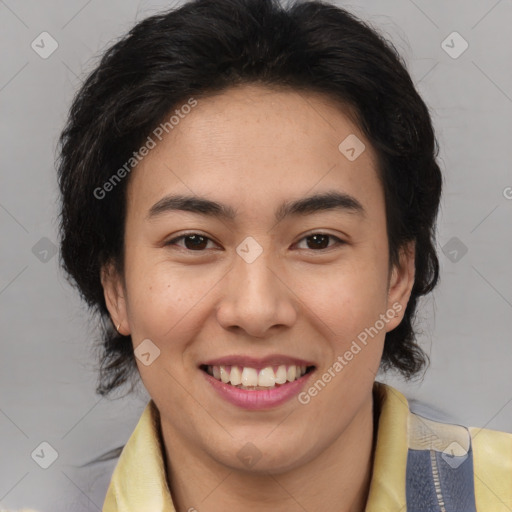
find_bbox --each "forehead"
[126,84,384,223]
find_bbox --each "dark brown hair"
[57,0,442,397]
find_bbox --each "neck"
[161,391,378,512]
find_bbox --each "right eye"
[165,233,219,251]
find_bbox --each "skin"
[102,84,415,512]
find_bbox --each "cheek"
[122,257,183,336]
[124,266,201,384]
[301,257,389,337]
[123,250,222,345]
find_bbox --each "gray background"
[1,0,511,510]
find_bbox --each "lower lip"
[201,369,315,410]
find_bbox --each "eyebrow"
[147,190,366,223]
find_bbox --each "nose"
[215,245,298,338]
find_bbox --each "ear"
[100,261,130,336]
[385,241,415,332]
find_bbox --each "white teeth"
[275,365,287,384]
[286,365,296,382]
[220,366,230,383]
[207,364,310,388]
[230,365,242,385]
[241,367,258,386]
[258,367,276,387]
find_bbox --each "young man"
[57,0,512,510]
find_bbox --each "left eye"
[165,233,344,252]
[295,233,344,250]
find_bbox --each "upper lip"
[200,355,316,370]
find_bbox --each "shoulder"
[468,424,512,510]
[406,408,512,511]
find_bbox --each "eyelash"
[165,232,345,252]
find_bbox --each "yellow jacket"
[103,382,512,511]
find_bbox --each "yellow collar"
[103,382,410,511]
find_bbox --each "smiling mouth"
[199,364,316,390]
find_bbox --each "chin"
[210,435,313,475]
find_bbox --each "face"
[102,84,415,474]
